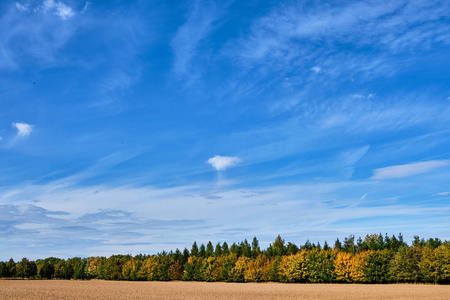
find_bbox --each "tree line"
[1,234,449,284]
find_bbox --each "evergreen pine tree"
[214,243,223,257]
[222,242,229,255]
[251,237,261,258]
[199,244,206,257]
[182,248,190,264]
[206,241,214,257]
[191,242,199,257]
[334,238,342,250]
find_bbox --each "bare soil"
[1,280,449,299]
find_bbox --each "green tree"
[206,241,214,257]
[364,249,393,283]
[306,249,334,283]
[334,239,342,251]
[273,235,286,256]
[343,235,355,254]
[241,239,252,258]
[303,240,312,251]
[214,243,223,257]
[221,253,237,282]
[364,234,383,251]
[73,258,88,279]
[222,242,229,255]
[182,256,203,281]
[265,244,274,257]
[58,260,75,279]
[229,243,239,256]
[251,237,261,258]
[199,244,206,257]
[286,242,299,255]
[6,258,16,277]
[182,248,190,264]
[390,245,421,283]
[16,258,37,278]
[155,255,171,281]
[38,261,55,279]
[268,256,282,281]
[0,261,7,278]
[191,242,199,257]
[173,249,182,263]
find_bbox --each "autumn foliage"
[1,234,450,284]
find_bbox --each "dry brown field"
[1,280,449,300]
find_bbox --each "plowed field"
[1,280,449,299]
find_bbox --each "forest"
[1,234,449,284]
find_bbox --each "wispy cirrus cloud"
[0,1,82,69]
[171,0,225,84]
[1,0,149,116]
[232,1,449,66]
[372,160,449,180]
[2,173,450,260]
[218,0,450,105]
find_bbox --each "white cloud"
[55,3,74,20]
[12,122,33,137]
[15,2,28,11]
[372,160,449,180]
[2,177,450,260]
[207,155,242,171]
[42,0,75,20]
[433,191,450,196]
[310,66,321,73]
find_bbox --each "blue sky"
[1,0,449,260]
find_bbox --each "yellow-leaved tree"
[244,254,271,282]
[418,246,436,283]
[334,251,353,282]
[350,250,370,283]
[230,256,251,282]
[278,250,308,283]
[434,244,450,283]
[87,257,103,279]
[201,256,223,282]
[122,258,141,280]
[137,256,158,281]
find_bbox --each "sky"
[0,0,449,260]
